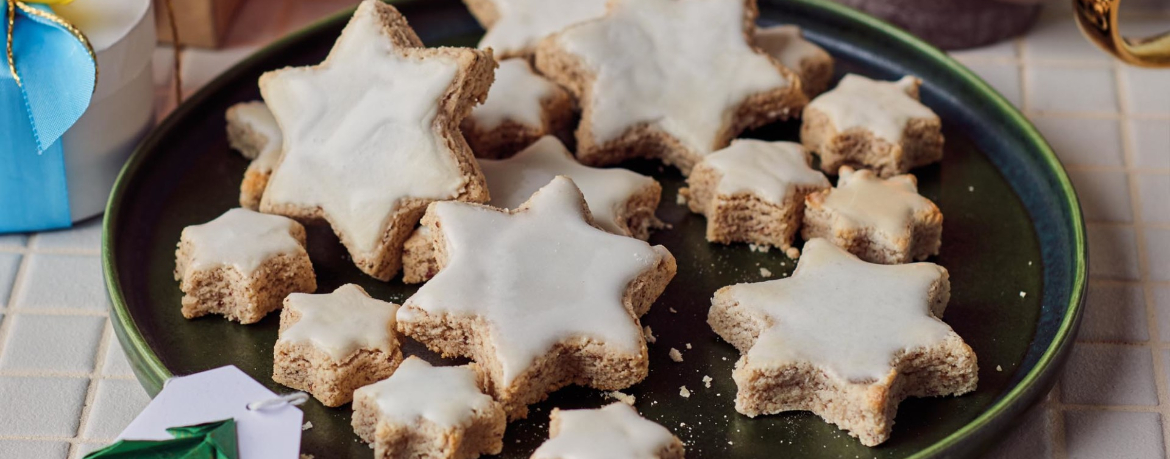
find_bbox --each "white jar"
[54,0,156,222]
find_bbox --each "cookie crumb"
[679,386,691,398]
[703,375,713,388]
[968,186,975,192]
[685,343,692,350]
[748,243,771,253]
[676,193,687,205]
[1028,261,1033,266]
[302,421,313,431]
[644,326,657,344]
[669,307,677,313]
[1019,291,1027,298]
[606,390,636,406]
[785,247,800,259]
[669,348,684,362]
[760,267,773,278]
[996,365,1003,372]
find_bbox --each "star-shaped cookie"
[462,58,575,159]
[681,139,829,251]
[708,238,977,446]
[534,0,807,174]
[465,0,608,58]
[258,0,494,281]
[532,403,685,459]
[397,176,677,419]
[801,74,944,177]
[802,166,942,264]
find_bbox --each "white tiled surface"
[0,1,1166,458]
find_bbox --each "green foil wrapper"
[83,418,239,459]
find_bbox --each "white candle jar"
[55,0,156,222]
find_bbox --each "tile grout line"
[0,235,38,360]
[68,319,115,458]
[1113,57,1170,454]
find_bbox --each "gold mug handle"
[1074,0,1170,67]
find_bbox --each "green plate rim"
[101,0,1088,456]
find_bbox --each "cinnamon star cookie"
[397,177,676,419]
[258,0,493,281]
[708,238,977,446]
[535,0,807,174]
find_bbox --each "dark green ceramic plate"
[102,0,1086,457]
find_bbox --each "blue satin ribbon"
[1,2,96,232]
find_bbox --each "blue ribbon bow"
[1,1,97,232]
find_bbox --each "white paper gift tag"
[117,366,303,459]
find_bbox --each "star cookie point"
[535,0,808,173]
[398,176,676,419]
[708,238,976,446]
[465,0,609,58]
[479,136,662,239]
[754,25,834,97]
[257,0,493,281]
[462,58,575,159]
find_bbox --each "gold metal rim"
[1074,0,1170,68]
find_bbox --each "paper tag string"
[246,392,309,411]
[161,0,181,104]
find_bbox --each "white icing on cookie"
[553,0,790,154]
[723,238,952,381]
[228,101,282,168]
[470,59,556,131]
[279,284,398,361]
[479,136,656,235]
[354,357,495,428]
[401,177,668,385]
[754,25,825,74]
[821,167,935,246]
[260,0,467,253]
[477,0,608,57]
[182,208,304,274]
[532,403,678,459]
[807,74,936,142]
[703,139,829,204]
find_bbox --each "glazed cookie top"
[532,403,679,459]
[479,136,657,235]
[806,74,937,142]
[551,0,791,153]
[754,25,825,73]
[280,284,399,361]
[182,208,303,274]
[703,139,829,204]
[402,177,670,385]
[476,0,608,57]
[228,101,282,169]
[819,166,937,244]
[354,357,495,427]
[719,238,952,381]
[259,0,474,253]
[470,58,557,130]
